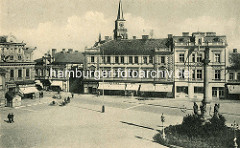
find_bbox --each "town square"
[1,0,240,147]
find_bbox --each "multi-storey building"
[173,32,227,100]
[0,35,37,99]
[35,48,84,93]
[83,0,174,97]
[84,0,228,100]
[226,48,240,99]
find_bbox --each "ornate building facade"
[83,0,174,97]
[173,32,227,100]
[0,35,37,100]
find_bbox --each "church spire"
[117,0,124,20]
[114,0,127,40]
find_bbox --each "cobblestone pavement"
[1,92,240,147]
[0,93,167,148]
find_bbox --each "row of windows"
[1,48,22,53]
[10,69,30,78]
[178,69,221,80]
[1,54,23,60]
[179,53,221,63]
[176,86,224,97]
[229,73,240,80]
[91,56,160,64]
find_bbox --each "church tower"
[113,0,128,40]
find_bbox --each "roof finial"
[117,0,124,20]
[99,33,102,42]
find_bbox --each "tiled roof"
[53,52,84,64]
[98,39,169,55]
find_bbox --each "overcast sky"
[1,0,240,59]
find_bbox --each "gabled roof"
[97,39,169,55]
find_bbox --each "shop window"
[212,87,217,97]
[219,88,224,97]
[176,86,188,94]
[194,87,204,94]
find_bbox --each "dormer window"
[213,37,220,42]
[178,38,184,42]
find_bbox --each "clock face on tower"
[119,22,124,27]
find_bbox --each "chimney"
[62,48,66,53]
[142,35,149,40]
[206,32,216,36]
[168,34,173,38]
[52,49,56,56]
[233,48,237,53]
[182,32,189,37]
[133,36,136,39]
[105,36,110,41]
[68,48,73,53]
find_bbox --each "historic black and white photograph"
[1,0,240,147]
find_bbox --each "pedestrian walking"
[7,113,11,123]
[11,113,14,122]
[7,113,14,123]
[71,93,74,98]
[67,96,70,103]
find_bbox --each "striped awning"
[140,84,173,92]
[155,84,173,92]
[19,87,38,94]
[98,82,125,90]
[140,84,155,92]
[126,84,140,91]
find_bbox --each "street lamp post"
[231,121,239,148]
[101,48,105,113]
[161,113,166,140]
